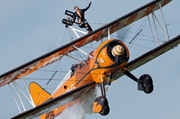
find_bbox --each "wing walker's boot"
[85,23,93,33]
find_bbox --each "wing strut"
[159,2,170,41]
[152,12,169,41]
[13,81,35,107]
[68,25,94,59]
[108,27,110,40]
[147,15,156,47]
[8,72,36,113]
[20,71,35,107]
[12,81,26,111]
[72,45,93,59]
[66,54,83,62]
[149,2,170,44]
[8,84,22,113]
[151,13,160,45]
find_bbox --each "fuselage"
[41,39,129,118]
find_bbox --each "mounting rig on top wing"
[62,10,88,38]
[62,10,78,28]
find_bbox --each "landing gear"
[138,74,153,94]
[93,74,110,116]
[93,96,110,116]
[122,68,154,94]
[99,103,110,116]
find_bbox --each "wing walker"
[62,2,93,33]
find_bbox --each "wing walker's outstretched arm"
[82,2,92,12]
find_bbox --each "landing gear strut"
[122,68,154,94]
[93,74,110,116]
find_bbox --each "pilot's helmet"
[72,63,77,67]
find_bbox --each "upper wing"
[0,0,171,87]
[11,81,96,119]
[111,35,180,80]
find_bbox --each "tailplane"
[30,82,51,106]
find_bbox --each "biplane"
[0,0,180,118]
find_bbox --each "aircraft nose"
[111,45,124,57]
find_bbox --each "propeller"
[114,26,131,42]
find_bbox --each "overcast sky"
[1,0,180,119]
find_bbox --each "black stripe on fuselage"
[75,40,129,86]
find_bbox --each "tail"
[30,82,51,106]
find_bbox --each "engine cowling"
[94,39,129,69]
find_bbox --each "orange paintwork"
[30,39,130,118]
[93,102,102,113]
[30,82,51,106]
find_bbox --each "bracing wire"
[61,27,67,46]
[128,17,148,49]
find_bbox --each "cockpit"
[70,60,87,77]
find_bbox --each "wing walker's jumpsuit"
[72,2,93,33]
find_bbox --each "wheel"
[144,83,154,94]
[138,74,154,94]
[139,74,153,84]
[99,104,110,116]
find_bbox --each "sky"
[0,0,180,119]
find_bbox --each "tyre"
[99,104,110,116]
[144,83,154,94]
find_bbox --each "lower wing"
[11,81,96,119]
[112,34,180,80]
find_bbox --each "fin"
[30,82,51,106]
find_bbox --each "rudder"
[30,82,51,106]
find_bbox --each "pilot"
[70,63,78,77]
[72,2,93,33]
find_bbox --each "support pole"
[70,26,80,38]
[71,27,87,34]
[70,26,88,38]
